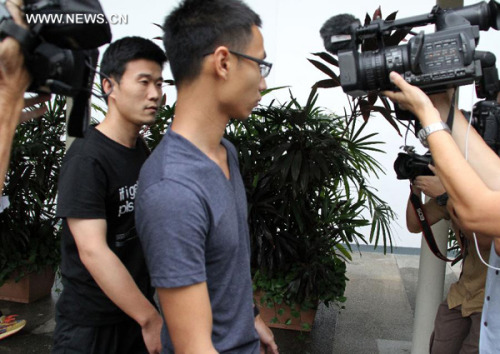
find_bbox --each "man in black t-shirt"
[53,37,166,354]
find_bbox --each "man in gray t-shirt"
[137,129,259,353]
[135,0,278,353]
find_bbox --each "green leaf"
[261,86,290,97]
[291,152,302,182]
[301,323,311,331]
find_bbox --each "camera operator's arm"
[406,185,448,233]
[384,72,500,237]
[429,91,500,190]
[0,0,30,190]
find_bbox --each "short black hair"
[100,36,167,99]
[163,0,261,87]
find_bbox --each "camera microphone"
[319,14,360,54]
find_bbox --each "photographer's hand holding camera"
[0,0,48,192]
[406,177,449,234]
[407,168,491,249]
[413,166,446,198]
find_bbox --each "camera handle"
[409,189,462,263]
[394,104,418,121]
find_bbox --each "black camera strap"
[408,189,459,262]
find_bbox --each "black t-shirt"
[56,125,154,325]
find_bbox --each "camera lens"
[394,153,413,180]
[358,45,410,92]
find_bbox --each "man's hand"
[254,315,279,354]
[141,311,163,354]
[413,168,446,199]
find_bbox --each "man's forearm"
[79,246,159,327]
[158,284,218,353]
[427,130,500,235]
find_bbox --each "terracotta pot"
[0,267,55,303]
[254,290,317,332]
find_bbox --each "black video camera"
[394,147,433,180]
[321,1,500,97]
[0,0,112,137]
[471,100,500,155]
[465,51,500,155]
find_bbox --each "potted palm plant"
[0,96,66,303]
[225,88,395,331]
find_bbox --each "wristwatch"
[417,121,451,147]
[436,192,449,206]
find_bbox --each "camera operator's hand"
[413,167,446,199]
[0,0,34,192]
[382,72,442,128]
[0,0,30,99]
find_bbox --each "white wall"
[99,0,500,249]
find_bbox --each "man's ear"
[102,77,115,97]
[212,46,231,80]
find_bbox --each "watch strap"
[418,121,451,147]
[436,192,449,206]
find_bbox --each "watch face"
[418,129,429,147]
[417,122,450,148]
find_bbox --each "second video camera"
[0,0,112,137]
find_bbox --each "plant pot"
[254,290,317,332]
[0,267,55,303]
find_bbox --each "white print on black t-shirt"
[118,183,137,217]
